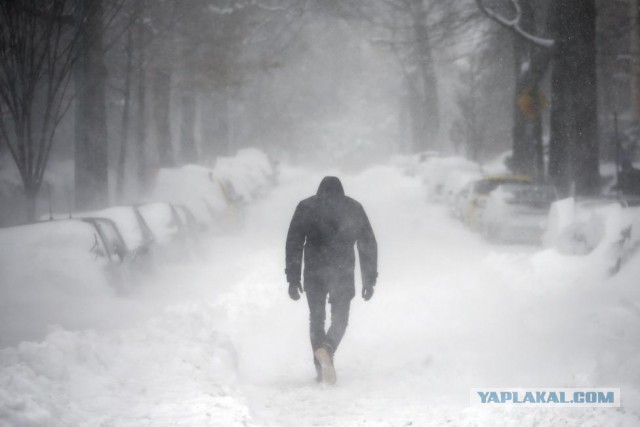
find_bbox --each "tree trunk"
[511,0,537,177]
[532,83,544,182]
[209,85,231,156]
[631,0,640,118]
[548,0,599,195]
[411,0,439,148]
[397,95,411,154]
[573,12,600,196]
[180,90,198,164]
[74,0,109,211]
[406,75,423,153]
[116,23,134,202]
[135,0,148,196]
[468,68,483,162]
[200,93,216,165]
[548,52,571,193]
[152,66,174,168]
[24,183,37,223]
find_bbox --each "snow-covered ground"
[1,165,639,426]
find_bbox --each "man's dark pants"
[305,281,351,376]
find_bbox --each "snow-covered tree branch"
[475,0,554,49]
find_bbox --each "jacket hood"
[317,176,345,199]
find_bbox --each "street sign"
[516,88,549,119]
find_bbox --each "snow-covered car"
[40,206,156,275]
[417,156,481,202]
[479,183,558,243]
[212,148,275,205]
[152,165,229,227]
[444,170,484,218]
[452,181,473,220]
[173,204,199,234]
[0,218,130,345]
[482,150,513,175]
[135,202,204,261]
[0,219,128,292]
[71,206,155,261]
[401,150,441,177]
[81,217,135,285]
[135,202,183,246]
[460,175,532,228]
[544,196,640,274]
[172,204,204,243]
[81,217,129,263]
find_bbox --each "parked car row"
[151,149,276,232]
[398,154,558,245]
[25,201,206,289]
[397,152,640,275]
[0,148,277,292]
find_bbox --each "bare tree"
[451,56,487,161]
[337,0,482,153]
[476,0,552,180]
[476,0,599,195]
[369,0,442,152]
[113,0,177,196]
[0,0,83,221]
[406,0,440,149]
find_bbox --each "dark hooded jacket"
[285,177,378,301]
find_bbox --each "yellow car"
[460,175,532,228]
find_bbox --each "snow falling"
[2,1,640,426]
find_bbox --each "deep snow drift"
[1,165,639,426]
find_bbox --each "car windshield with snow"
[461,175,532,228]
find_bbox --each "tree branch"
[475,0,554,49]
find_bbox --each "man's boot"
[314,346,336,385]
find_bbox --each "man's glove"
[288,282,303,301]
[362,284,375,301]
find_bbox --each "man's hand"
[362,284,374,301]
[288,282,303,301]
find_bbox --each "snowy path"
[208,166,640,426]
[1,165,639,426]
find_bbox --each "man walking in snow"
[285,176,378,384]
